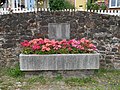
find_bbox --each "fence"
[87,10,120,16]
[0,8,120,16]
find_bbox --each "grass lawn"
[0,65,120,90]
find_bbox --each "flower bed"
[20,38,100,71]
[20,38,97,54]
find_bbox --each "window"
[117,0,120,6]
[109,0,120,8]
[111,0,116,6]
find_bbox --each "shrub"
[87,0,100,10]
[91,3,100,10]
[100,3,107,10]
[20,38,97,54]
[64,0,74,9]
[49,0,65,10]
[7,64,24,77]
[49,0,74,10]
[87,0,92,10]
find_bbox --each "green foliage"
[22,47,87,55]
[65,77,97,86]
[87,0,107,10]
[94,68,108,74]
[22,48,33,54]
[7,64,24,78]
[28,76,46,84]
[54,74,63,81]
[87,0,92,10]
[64,0,74,9]
[92,3,100,10]
[49,0,65,10]
[87,3,99,10]
[0,79,3,83]
[95,68,120,76]
[49,0,74,10]
[1,67,120,89]
[100,3,107,10]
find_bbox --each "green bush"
[49,0,74,10]
[87,0,101,10]
[49,0,65,10]
[87,0,92,10]
[64,0,74,9]
[100,3,107,10]
[87,1,107,10]
[87,3,100,10]
[7,64,24,78]
[92,3,99,10]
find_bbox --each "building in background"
[66,0,87,10]
[0,0,49,9]
[75,0,87,10]
[108,0,120,9]
[71,0,120,10]
[0,0,120,10]
[89,0,120,10]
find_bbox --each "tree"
[49,0,74,10]
[49,0,65,10]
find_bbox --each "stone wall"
[0,11,120,69]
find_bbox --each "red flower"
[68,47,72,51]
[32,44,40,50]
[38,38,44,45]
[42,45,51,51]
[80,38,86,43]
[21,38,97,54]
[21,40,30,47]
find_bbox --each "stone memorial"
[48,23,70,40]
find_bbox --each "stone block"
[48,23,70,40]
[19,54,100,71]
[113,63,120,69]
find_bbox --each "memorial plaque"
[48,23,70,40]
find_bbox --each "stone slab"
[19,54,100,71]
[48,23,70,40]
